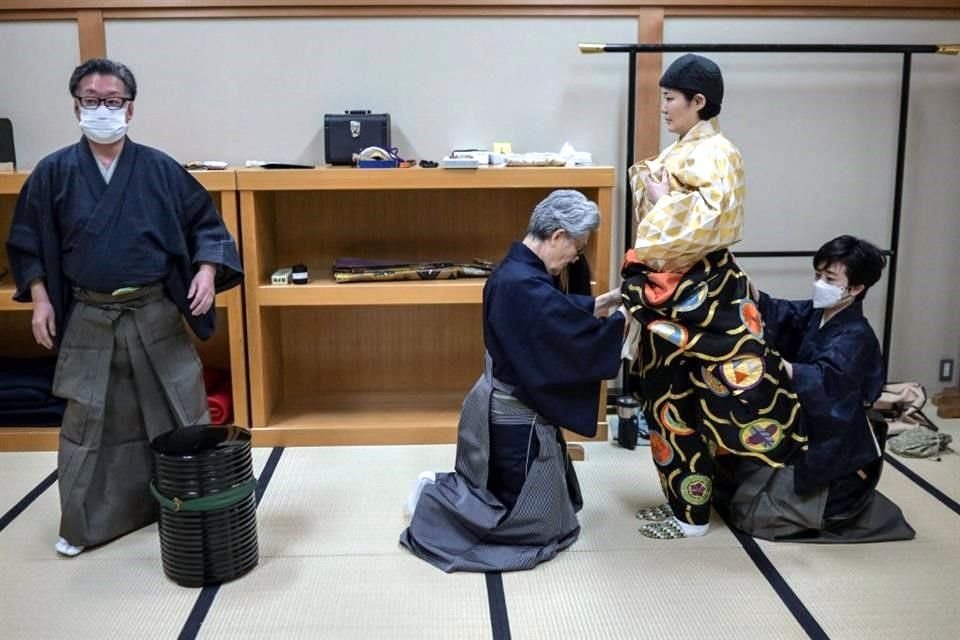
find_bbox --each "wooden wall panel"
[2,2,960,10]
[2,2,959,19]
[77,9,106,59]
[634,8,664,164]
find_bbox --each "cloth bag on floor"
[888,427,952,459]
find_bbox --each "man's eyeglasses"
[74,95,132,110]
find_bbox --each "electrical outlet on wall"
[939,359,955,382]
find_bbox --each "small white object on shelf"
[271,267,293,285]
[441,156,480,169]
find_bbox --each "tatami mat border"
[177,447,285,640]
[486,571,512,640]
[884,453,960,516]
[721,513,830,639]
[0,468,56,533]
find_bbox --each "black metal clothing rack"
[581,42,958,376]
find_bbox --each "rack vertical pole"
[882,52,912,375]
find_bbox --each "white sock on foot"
[672,518,709,537]
[55,536,84,557]
[405,471,436,516]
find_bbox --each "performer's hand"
[188,263,217,316]
[31,301,56,350]
[594,287,621,317]
[645,169,671,204]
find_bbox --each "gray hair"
[69,58,138,100]
[526,190,600,241]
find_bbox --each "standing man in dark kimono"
[400,190,626,572]
[713,236,914,542]
[5,58,242,556]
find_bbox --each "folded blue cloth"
[0,401,66,427]
[0,357,59,414]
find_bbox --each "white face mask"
[78,105,128,145]
[812,279,847,309]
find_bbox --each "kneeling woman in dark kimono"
[399,190,626,572]
[713,236,914,543]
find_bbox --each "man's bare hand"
[188,263,217,316]
[32,300,56,349]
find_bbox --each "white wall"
[103,18,635,169]
[2,15,957,392]
[0,21,80,168]
[663,18,960,392]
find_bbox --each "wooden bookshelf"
[198,171,250,430]
[237,166,616,446]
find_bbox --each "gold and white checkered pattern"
[629,118,745,272]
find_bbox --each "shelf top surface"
[187,169,237,191]
[0,285,24,311]
[0,169,235,194]
[236,165,616,191]
[4,166,615,194]
[0,171,26,194]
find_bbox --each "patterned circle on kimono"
[658,402,695,436]
[739,300,764,338]
[739,419,784,453]
[719,355,764,391]
[701,365,730,397]
[675,283,708,312]
[650,431,675,467]
[648,320,689,348]
[680,474,712,506]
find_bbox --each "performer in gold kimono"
[621,54,805,539]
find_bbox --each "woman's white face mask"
[78,105,128,145]
[812,279,847,309]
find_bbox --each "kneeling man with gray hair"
[399,190,626,572]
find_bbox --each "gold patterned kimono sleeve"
[629,119,746,273]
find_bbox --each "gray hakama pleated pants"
[400,359,581,572]
[54,285,209,546]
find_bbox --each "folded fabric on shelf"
[0,387,54,409]
[333,257,456,272]
[203,367,233,425]
[0,357,58,394]
[332,257,493,283]
[0,401,66,427]
[0,357,62,425]
[207,389,233,425]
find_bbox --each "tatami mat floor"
[1,418,957,640]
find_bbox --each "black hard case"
[323,111,391,165]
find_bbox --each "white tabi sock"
[673,518,709,537]
[405,471,437,517]
[55,536,85,557]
